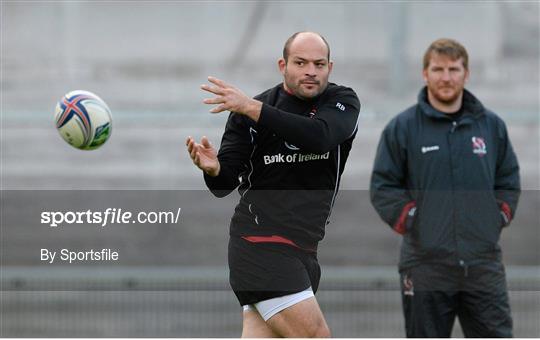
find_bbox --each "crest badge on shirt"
[472,136,487,157]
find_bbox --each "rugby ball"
[54,90,112,150]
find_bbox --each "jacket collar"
[418,86,485,121]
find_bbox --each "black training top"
[204,82,360,248]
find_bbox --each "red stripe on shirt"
[241,235,316,252]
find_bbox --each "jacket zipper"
[459,259,469,277]
[451,120,457,133]
[450,120,470,277]
[449,120,462,270]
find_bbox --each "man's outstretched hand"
[201,76,262,122]
[186,136,220,177]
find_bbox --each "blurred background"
[1,1,539,337]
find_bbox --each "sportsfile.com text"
[40,208,182,228]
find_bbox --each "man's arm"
[370,118,415,235]
[257,88,360,153]
[201,77,360,153]
[494,119,521,226]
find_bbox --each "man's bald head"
[278,31,333,100]
[283,31,330,62]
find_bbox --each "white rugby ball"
[54,90,112,150]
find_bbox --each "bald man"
[187,32,360,337]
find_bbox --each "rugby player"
[187,31,360,337]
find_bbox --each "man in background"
[370,38,520,337]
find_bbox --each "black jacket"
[205,83,360,248]
[370,87,520,269]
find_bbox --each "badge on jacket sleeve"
[472,136,487,157]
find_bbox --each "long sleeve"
[257,87,360,154]
[494,118,521,226]
[204,113,253,198]
[370,118,415,234]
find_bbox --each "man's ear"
[278,58,286,75]
[422,69,428,83]
[328,60,334,74]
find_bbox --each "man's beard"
[430,85,463,104]
[285,74,326,100]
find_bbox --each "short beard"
[432,90,461,105]
[283,70,327,100]
[429,85,463,105]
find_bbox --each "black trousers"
[400,262,513,338]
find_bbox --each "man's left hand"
[201,76,262,122]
